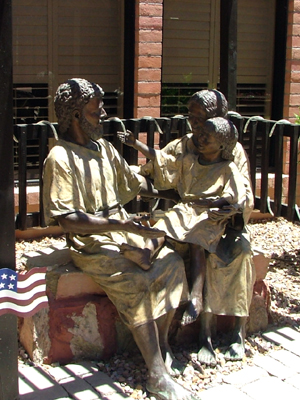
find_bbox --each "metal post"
[0,1,19,399]
[220,0,237,111]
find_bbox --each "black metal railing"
[229,114,300,221]
[13,115,300,230]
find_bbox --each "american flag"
[0,267,48,318]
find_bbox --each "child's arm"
[117,130,156,161]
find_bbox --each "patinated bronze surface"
[43,78,197,400]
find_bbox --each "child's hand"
[117,130,136,147]
[208,205,240,221]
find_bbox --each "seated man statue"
[42,78,198,400]
[137,89,256,366]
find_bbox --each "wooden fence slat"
[17,125,28,230]
[287,124,300,221]
[124,119,140,214]
[39,125,48,228]
[273,124,284,217]
[158,117,171,149]
[247,120,258,198]
[259,120,271,214]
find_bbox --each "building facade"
[11,0,300,204]
[13,0,286,122]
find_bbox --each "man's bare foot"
[146,373,199,400]
[224,342,245,361]
[120,243,152,270]
[197,341,217,366]
[181,297,203,326]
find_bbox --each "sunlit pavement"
[19,326,300,400]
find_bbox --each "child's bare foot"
[197,339,217,366]
[224,328,245,361]
[181,297,203,326]
[120,243,152,270]
[224,342,245,361]
[161,345,185,377]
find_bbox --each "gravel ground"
[16,216,300,399]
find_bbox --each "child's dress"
[151,148,247,253]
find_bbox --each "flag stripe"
[0,292,46,308]
[17,279,46,294]
[0,296,48,318]
[0,284,46,302]
[17,267,48,282]
[17,273,46,289]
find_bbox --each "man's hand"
[188,198,213,208]
[140,190,181,204]
[123,215,166,239]
[117,130,136,147]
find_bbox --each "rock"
[252,246,270,281]
[246,280,271,334]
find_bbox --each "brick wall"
[134,0,163,119]
[284,1,300,205]
[285,0,300,122]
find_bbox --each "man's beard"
[80,116,103,141]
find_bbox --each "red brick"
[285,59,300,73]
[283,106,290,120]
[136,81,161,94]
[293,12,300,24]
[285,70,292,84]
[139,4,163,17]
[140,0,163,4]
[290,59,300,70]
[139,30,162,42]
[138,42,162,56]
[135,131,160,146]
[286,35,292,48]
[288,12,295,24]
[290,82,300,93]
[285,47,293,61]
[138,132,147,142]
[289,93,300,104]
[137,95,161,107]
[294,1,300,13]
[137,55,161,68]
[138,16,162,30]
[292,47,300,58]
[286,21,293,36]
[284,93,290,103]
[288,35,300,48]
[290,105,300,115]
[290,24,300,35]
[287,106,300,118]
[138,68,161,81]
[136,107,161,118]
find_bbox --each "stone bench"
[18,241,271,365]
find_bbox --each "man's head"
[54,78,105,139]
[201,117,238,161]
